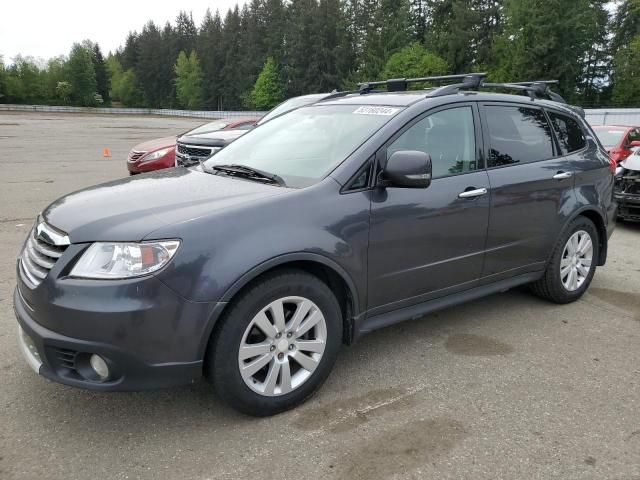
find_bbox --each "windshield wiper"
[209,164,286,187]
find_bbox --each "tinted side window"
[629,128,640,143]
[548,112,586,155]
[485,106,554,167]
[388,106,477,179]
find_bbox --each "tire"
[206,269,342,416]
[530,216,599,304]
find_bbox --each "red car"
[127,118,258,174]
[592,125,640,164]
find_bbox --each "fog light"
[89,354,109,380]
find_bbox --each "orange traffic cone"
[103,148,111,158]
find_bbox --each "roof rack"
[358,73,486,94]
[347,73,567,104]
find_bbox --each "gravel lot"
[0,112,639,480]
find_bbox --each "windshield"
[594,128,626,148]
[258,94,328,125]
[187,120,230,136]
[204,104,402,187]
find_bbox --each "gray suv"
[14,74,616,416]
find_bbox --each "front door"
[367,103,490,315]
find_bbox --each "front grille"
[19,222,69,288]
[128,150,146,162]
[177,143,211,158]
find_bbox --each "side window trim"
[478,101,556,170]
[544,108,589,157]
[376,102,484,180]
[341,156,375,194]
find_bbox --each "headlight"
[142,148,172,161]
[70,240,180,279]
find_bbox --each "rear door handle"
[553,171,573,180]
[458,187,488,199]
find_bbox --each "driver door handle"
[553,171,573,180]
[458,187,488,199]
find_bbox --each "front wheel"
[206,269,342,416]
[531,216,599,304]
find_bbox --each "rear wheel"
[207,269,342,416]
[531,216,599,304]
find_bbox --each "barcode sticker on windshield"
[353,106,400,116]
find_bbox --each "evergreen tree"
[198,9,224,109]
[612,35,640,106]
[174,50,204,109]
[317,0,355,91]
[219,6,245,108]
[90,43,110,103]
[65,44,98,106]
[284,0,322,95]
[175,11,198,55]
[491,0,608,100]
[249,57,285,108]
[137,21,174,107]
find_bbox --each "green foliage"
[382,43,448,82]
[66,43,98,106]
[174,50,204,109]
[612,35,640,106]
[249,57,284,109]
[106,55,143,106]
[3,1,640,108]
[55,81,72,104]
[491,0,608,101]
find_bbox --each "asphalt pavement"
[0,112,638,480]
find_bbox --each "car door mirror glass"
[382,150,432,188]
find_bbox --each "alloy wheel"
[560,230,593,292]
[238,296,327,396]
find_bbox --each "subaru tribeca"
[14,74,616,416]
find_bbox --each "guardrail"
[0,104,265,119]
[584,109,640,126]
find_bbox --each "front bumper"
[14,276,220,390]
[614,192,640,221]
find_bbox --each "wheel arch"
[566,207,608,266]
[199,253,361,359]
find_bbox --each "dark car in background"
[15,74,615,416]
[175,94,332,166]
[128,118,258,174]
[592,125,640,164]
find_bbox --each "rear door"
[479,103,575,282]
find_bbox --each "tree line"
[1,0,639,110]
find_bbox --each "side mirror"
[381,150,432,188]
[628,140,640,148]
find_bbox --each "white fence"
[0,104,265,119]
[1,103,639,126]
[584,109,640,126]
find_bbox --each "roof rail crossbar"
[482,81,566,104]
[427,73,487,97]
[358,73,487,93]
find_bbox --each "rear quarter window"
[547,111,586,155]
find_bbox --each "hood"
[43,168,288,243]
[621,153,640,171]
[132,136,176,152]
[178,129,247,147]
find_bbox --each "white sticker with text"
[353,106,400,116]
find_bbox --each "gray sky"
[1,0,245,63]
